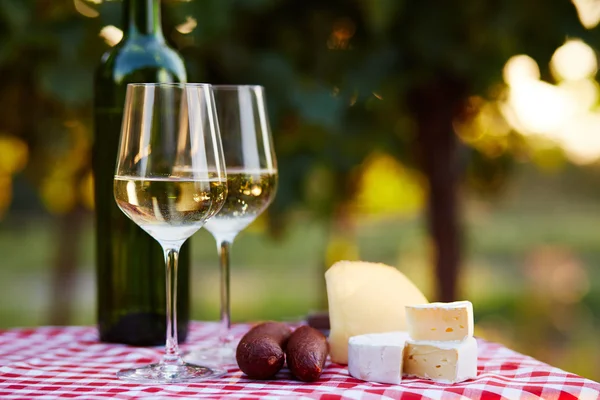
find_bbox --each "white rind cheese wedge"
[403,337,478,383]
[325,261,428,364]
[405,301,474,342]
[348,332,411,385]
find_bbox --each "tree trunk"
[409,75,467,302]
[48,208,85,325]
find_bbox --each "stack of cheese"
[348,301,478,384]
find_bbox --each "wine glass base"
[184,342,238,367]
[117,362,226,384]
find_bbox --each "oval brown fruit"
[236,321,292,379]
[286,326,329,382]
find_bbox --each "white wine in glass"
[114,83,228,383]
[204,169,277,236]
[114,177,226,242]
[186,85,278,366]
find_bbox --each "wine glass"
[186,85,278,365]
[113,83,228,383]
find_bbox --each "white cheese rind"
[405,301,474,342]
[403,337,478,383]
[348,332,410,385]
[325,261,428,364]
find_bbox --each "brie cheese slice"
[347,331,410,385]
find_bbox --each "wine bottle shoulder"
[96,37,187,86]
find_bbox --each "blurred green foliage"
[0,0,591,219]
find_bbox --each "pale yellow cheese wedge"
[325,261,428,364]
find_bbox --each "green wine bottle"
[93,0,190,345]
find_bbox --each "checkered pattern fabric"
[0,321,598,399]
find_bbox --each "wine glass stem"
[217,238,234,343]
[162,246,184,365]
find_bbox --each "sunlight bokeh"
[100,26,123,47]
[572,0,600,29]
[500,40,600,164]
[551,39,597,81]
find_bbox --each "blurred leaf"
[292,85,343,130]
[80,171,94,210]
[0,43,11,65]
[41,178,76,214]
[530,143,567,173]
[0,0,31,34]
[39,62,94,105]
[325,234,360,267]
[353,153,425,217]
[0,175,12,217]
[304,165,336,216]
[176,0,233,40]
[0,136,28,174]
[359,0,404,35]
[234,0,282,11]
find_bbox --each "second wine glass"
[187,85,278,365]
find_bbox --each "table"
[0,322,598,399]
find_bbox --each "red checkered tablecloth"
[0,321,598,399]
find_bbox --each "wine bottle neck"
[123,0,164,41]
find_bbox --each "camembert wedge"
[403,337,478,383]
[405,301,474,342]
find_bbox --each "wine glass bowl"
[113,83,227,383]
